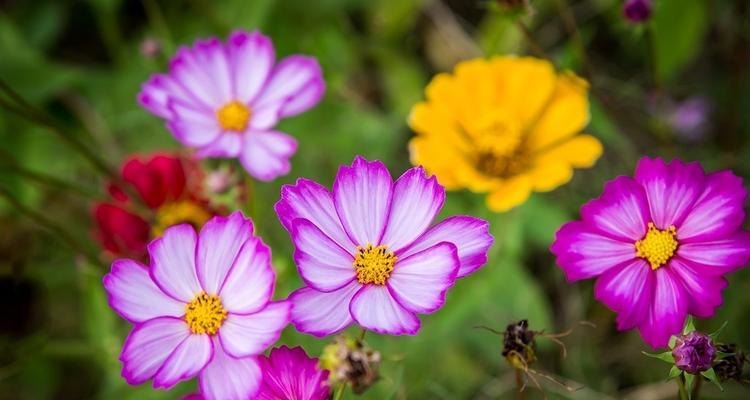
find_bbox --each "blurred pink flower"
[258,346,330,400]
[139,30,325,181]
[623,0,652,23]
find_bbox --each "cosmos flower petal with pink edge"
[138,30,324,181]
[103,212,290,400]
[275,156,494,336]
[551,157,750,348]
[257,346,330,400]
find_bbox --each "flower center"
[353,244,397,285]
[185,292,227,335]
[152,200,212,238]
[635,222,679,270]
[466,112,528,178]
[216,101,251,132]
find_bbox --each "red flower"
[93,152,217,260]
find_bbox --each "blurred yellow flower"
[408,56,602,212]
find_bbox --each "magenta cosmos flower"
[103,212,290,400]
[257,346,330,400]
[138,30,325,181]
[275,156,494,336]
[552,157,750,348]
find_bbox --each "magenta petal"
[289,281,360,337]
[248,102,281,131]
[634,157,705,229]
[138,74,195,119]
[149,224,201,302]
[192,38,232,103]
[275,178,353,250]
[196,212,254,294]
[219,236,275,314]
[552,221,637,281]
[279,75,325,118]
[166,100,222,147]
[103,259,184,323]
[641,267,688,349]
[677,231,750,275]
[397,216,493,278]
[170,45,224,106]
[678,170,747,242]
[252,55,324,118]
[227,30,275,103]
[380,166,445,252]
[239,131,297,181]
[333,156,393,246]
[349,285,420,335]
[199,338,262,400]
[581,176,650,241]
[291,218,356,292]
[195,133,242,158]
[120,317,190,385]
[669,257,727,318]
[153,333,213,389]
[387,242,458,314]
[257,346,330,400]
[218,301,290,358]
[594,258,653,330]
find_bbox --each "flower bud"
[623,0,652,23]
[319,335,381,394]
[672,331,716,374]
[713,343,746,382]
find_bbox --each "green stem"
[358,327,367,342]
[552,0,593,78]
[332,383,346,400]
[646,23,660,92]
[514,21,549,60]
[0,152,100,199]
[676,375,689,400]
[691,375,703,400]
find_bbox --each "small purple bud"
[623,0,652,23]
[668,96,711,141]
[672,331,716,374]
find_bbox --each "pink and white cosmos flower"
[103,212,289,400]
[138,30,325,181]
[552,157,750,348]
[275,156,494,336]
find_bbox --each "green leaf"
[668,366,682,379]
[652,0,709,82]
[709,321,728,339]
[683,315,696,334]
[642,350,675,364]
[701,368,724,391]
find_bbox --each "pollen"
[216,101,251,132]
[152,200,212,238]
[185,292,227,335]
[353,244,397,285]
[635,222,679,270]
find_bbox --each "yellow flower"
[408,56,602,212]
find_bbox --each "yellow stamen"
[216,101,251,132]
[353,244,397,285]
[635,222,679,270]
[152,200,212,238]
[185,292,227,335]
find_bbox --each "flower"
[408,56,602,212]
[275,156,493,336]
[552,157,750,348]
[138,30,325,181]
[623,0,652,23]
[257,346,330,400]
[672,331,716,374]
[713,343,746,381]
[319,335,381,394]
[93,152,218,260]
[103,212,290,400]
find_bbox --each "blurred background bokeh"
[1,0,750,398]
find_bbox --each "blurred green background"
[2,0,750,398]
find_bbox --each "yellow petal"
[534,134,603,168]
[409,138,464,190]
[526,71,590,151]
[489,56,557,127]
[485,175,533,212]
[526,161,573,192]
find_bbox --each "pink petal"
[289,281,360,337]
[275,178,353,250]
[669,257,727,318]
[641,267,688,349]
[166,99,222,147]
[380,167,445,252]
[678,170,747,242]
[252,55,324,118]
[149,224,201,302]
[196,212,254,294]
[195,133,242,158]
[248,102,281,131]
[593,258,653,330]
[227,30,275,103]
[120,317,190,385]
[291,219,356,292]
[634,157,705,229]
[103,259,184,324]
[199,338,262,400]
[170,45,224,106]
[153,333,213,389]
[218,301,290,358]
[677,231,750,275]
[580,176,650,241]
[138,74,197,119]
[239,131,297,181]
[219,236,275,314]
[333,156,393,246]
[349,285,420,335]
[192,38,232,104]
[398,216,493,278]
[551,221,637,281]
[387,243,458,314]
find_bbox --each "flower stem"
[359,327,367,342]
[676,375,689,400]
[552,0,593,79]
[514,21,549,60]
[691,375,703,400]
[515,368,526,400]
[332,383,346,400]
